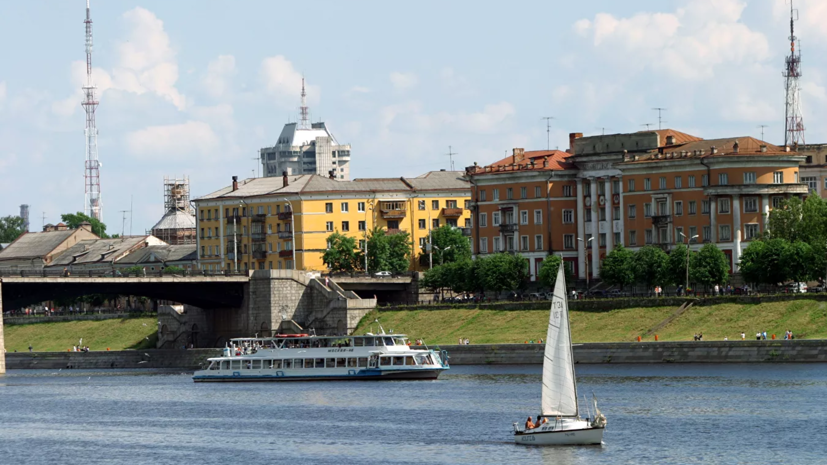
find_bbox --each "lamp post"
[577,237,594,293]
[678,232,699,295]
[434,245,452,266]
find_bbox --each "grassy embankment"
[353,299,827,345]
[4,317,157,352]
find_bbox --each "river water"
[0,364,825,464]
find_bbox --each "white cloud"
[202,55,236,99]
[259,55,320,107]
[390,72,418,91]
[125,121,219,159]
[0,81,6,103]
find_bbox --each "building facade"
[797,144,827,197]
[466,130,807,283]
[260,122,352,180]
[194,171,471,273]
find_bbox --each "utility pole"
[652,108,667,130]
[446,146,457,171]
[542,116,554,150]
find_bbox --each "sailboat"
[513,262,606,445]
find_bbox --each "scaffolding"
[150,176,196,245]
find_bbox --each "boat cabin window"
[416,355,430,365]
[252,360,261,369]
[347,358,357,368]
[315,358,324,368]
[335,358,345,367]
[405,356,416,365]
[393,356,404,366]
[364,337,375,347]
[304,359,314,369]
[208,361,219,370]
[231,360,241,370]
[380,356,392,366]
[325,358,336,368]
[394,338,407,346]
[358,357,368,368]
[283,359,293,369]
[383,337,394,346]
[293,359,303,368]
[220,361,228,370]
[354,337,364,347]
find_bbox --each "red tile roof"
[488,150,573,170]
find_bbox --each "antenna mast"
[541,116,554,150]
[446,146,457,171]
[652,107,667,130]
[82,0,102,221]
[299,77,309,129]
[783,0,805,148]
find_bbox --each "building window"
[534,210,542,224]
[520,187,527,199]
[744,197,758,213]
[432,200,439,210]
[703,225,711,241]
[200,246,205,257]
[675,227,684,243]
[342,221,350,232]
[688,175,696,188]
[628,179,636,192]
[745,223,759,240]
[326,221,333,232]
[718,173,728,185]
[493,236,502,252]
[773,171,784,184]
[562,209,574,224]
[599,208,606,221]
[683,200,694,215]
[200,228,204,239]
[744,172,756,184]
[597,182,605,196]
[358,202,365,212]
[702,200,710,214]
[585,210,592,222]
[432,219,440,229]
[612,180,620,194]
[659,177,667,189]
[674,201,683,216]
[493,189,499,201]
[534,235,543,250]
[644,178,651,191]
[674,176,682,189]
[803,176,818,192]
[564,234,574,249]
[520,235,529,251]
[479,213,488,228]
[341,202,349,213]
[480,237,489,253]
[418,219,426,229]
[613,206,620,219]
[702,174,709,187]
[479,190,487,202]
[629,230,637,246]
[493,212,501,226]
[520,210,529,225]
[418,200,425,210]
[772,196,783,208]
[628,204,636,218]
[719,224,731,241]
[719,198,731,214]
[599,233,606,247]
[325,203,333,213]
[689,226,698,243]
[504,188,512,200]
[562,185,572,197]
[464,200,471,210]
[644,203,652,218]
[358,221,366,231]
[535,186,542,198]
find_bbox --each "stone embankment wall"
[5,341,827,371]
[440,340,827,364]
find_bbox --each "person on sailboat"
[525,417,535,430]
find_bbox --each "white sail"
[540,262,578,417]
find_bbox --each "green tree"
[426,225,472,265]
[666,244,689,288]
[0,215,26,243]
[690,243,730,288]
[385,230,412,274]
[633,246,669,289]
[61,212,109,238]
[738,240,767,286]
[322,232,361,273]
[476,253,530,293]
[600,245,636,289]
[783,241,816,283]
[365,227,391,273]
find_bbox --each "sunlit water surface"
[0,364,825,464]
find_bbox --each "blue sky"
[1,0,826,234]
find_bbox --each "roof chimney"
[232,176,238,192]
[569,132,583,152]
[711,146,717,154]
[760,145,768,153]
[666,135,676,145]
[543,157,549,168]
[733,140,740,153]
[512,148,526,164]
[328,169,336,180]
[283,171,289,187]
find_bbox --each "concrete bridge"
[0,270,377,374]
[329,275,421,303]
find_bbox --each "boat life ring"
[598,195,606,207]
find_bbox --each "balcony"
[225,215,242,224]
[251,214,266,223]
[252,250,267,260]
[278,231,292,239]
[654,242,672,252]
[460,227,472,237]
[225,252,245,260]
[652,215,672,227]
[251,232,266,242]
[279,250,294,258]
[499,223,519,234]
[380,206,407,219]
[386,228,401,235]
[278,211,292,220]
[442,207,463,217]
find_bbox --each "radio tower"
[783,1,805,148]
[82,0,102,221]
[299,77,309,129]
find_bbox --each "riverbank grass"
[4,317,158,352]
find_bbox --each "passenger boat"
[513,263,607,445]
[192,331,449,382]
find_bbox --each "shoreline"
[3,339,826,370]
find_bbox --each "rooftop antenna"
[42,211,46,230]
[596,127,608,136]
[783,0,805,148]
[129,195,133,236]
[251,155,260,178]
[299,77,309,129]
[541,116,554,150]
[446,146,457,171]
[641,123,654,131]
[82,0,102,223]
[758,124,769,141]
[652,107,667,130]
[119,210,128,237]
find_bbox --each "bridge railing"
[0,268,248,278]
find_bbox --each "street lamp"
[577,237,594,293]
[433,245,452,266]
[678,232,699,295]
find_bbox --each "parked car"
[586,289,608,298]
[607,289,627,298]
[374,271,392,277]
[784,282,808,293]
[528,292,546,301]
[809,285,825,293]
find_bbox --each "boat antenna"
[374,318,386,335]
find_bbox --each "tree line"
[322,226,413,274]
[0,211,114,244]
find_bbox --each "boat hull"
[192,368,445,383]
[514,425,604,446]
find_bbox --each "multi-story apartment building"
[466,130,807,282]
[194,171,471,272]
[796,144,827,197]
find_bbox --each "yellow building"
[194,171,471,272]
